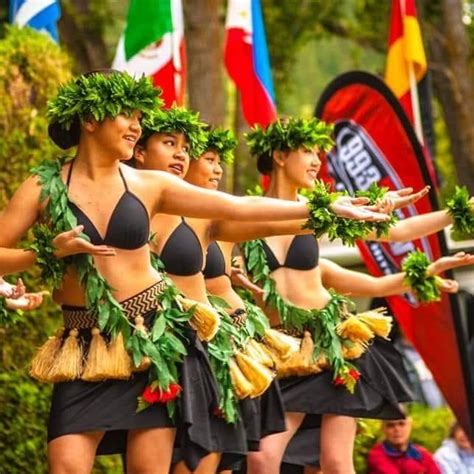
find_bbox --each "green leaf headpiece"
[140,106,207,158]
[47,71,163,130]
[246,117,334,174]
[204,128,237,164]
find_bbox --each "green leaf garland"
[402,250,441,303]
[47,72,162,130]
[242,238,359,390]
[246,117,335,160]
[32,158,188,414]
[446,186,474,237]
[140,106,207,158]
[204,128,237,164]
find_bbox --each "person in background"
[435,421,474,474]
[368,410,441,474]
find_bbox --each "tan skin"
[132,136,388,474]
[182,150,474,474]
[235,146,474,474]
[0,113,358,474]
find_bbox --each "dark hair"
[257,153,273,175]
[48,69,121,149]
[449,421,463,438]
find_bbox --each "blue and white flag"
[9,0,61,42]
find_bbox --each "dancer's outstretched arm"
[319,252,474,297]
[151,170,389,222]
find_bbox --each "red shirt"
[368,442,441,474]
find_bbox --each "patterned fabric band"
[62,280,166,329]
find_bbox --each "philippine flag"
[9,0,61,42]
[224,0,277,127]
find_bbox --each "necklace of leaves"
[32,158,189,417]
[242,238,361,392]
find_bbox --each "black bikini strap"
[66,160,75,187]
[118,167,129,191]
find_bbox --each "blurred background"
[0,1,474,472]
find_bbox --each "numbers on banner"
[340,134,381,190]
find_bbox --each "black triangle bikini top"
[203,241,230,279]
[66,161,150,250]
[159,218,204,276]
[261,235,319,272]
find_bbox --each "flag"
[9,0,61,42]
[224,0,277,127]
[385,0,427,123]
[316,71,474,438]
[385,0,438,184]
[112,0,186,108]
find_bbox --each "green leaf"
[151,314,166,341]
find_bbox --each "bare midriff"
[53,245,162,306]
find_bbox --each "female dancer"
[240,117,474,474]
[132,108,397,473]
[0,72,385,474]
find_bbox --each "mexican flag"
[112,0,186,107]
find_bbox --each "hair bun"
[48,118,80,150]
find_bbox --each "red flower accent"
[333,376,345,386]
[213,406,224,418]
[349,369,360,380]
[142,385,162,404]
[141,383,182,404]
[160,383,182,402]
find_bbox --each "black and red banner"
[315,71,474,436]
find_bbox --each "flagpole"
[401,0,424,145]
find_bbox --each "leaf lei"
[304,181,396,246]
[204,128,237,164]
[32,159,188,415]
[356,182,399,238]
[26,224,67,289]
[446,186,474,237]
[246,117,335,160]
[141,106,207,158]
[47,72,162,130]
[151,253,241,423]
[241,238,359,391]
[402,250,441,303]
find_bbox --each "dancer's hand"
[383,186,430,211]
[0,277,25,299]
[330,196,390,222]
[436,279,459,294]
[427,252,474,276]
[5,290,49,311]
[231,267,264,297]
[53,226,117,258]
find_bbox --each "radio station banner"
[316,71,474,436]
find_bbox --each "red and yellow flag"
[385,0,427,123]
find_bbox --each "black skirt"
[280,338,413,420]
[173,329,248,471]
[48,369,173,455]
[240,379,287,451]
[279,339,414,468]
[47,299,177,455]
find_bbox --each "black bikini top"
[66,161,150,250]
[203,242,229,279]
[159,218,204,276]
[261,235,319,272]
